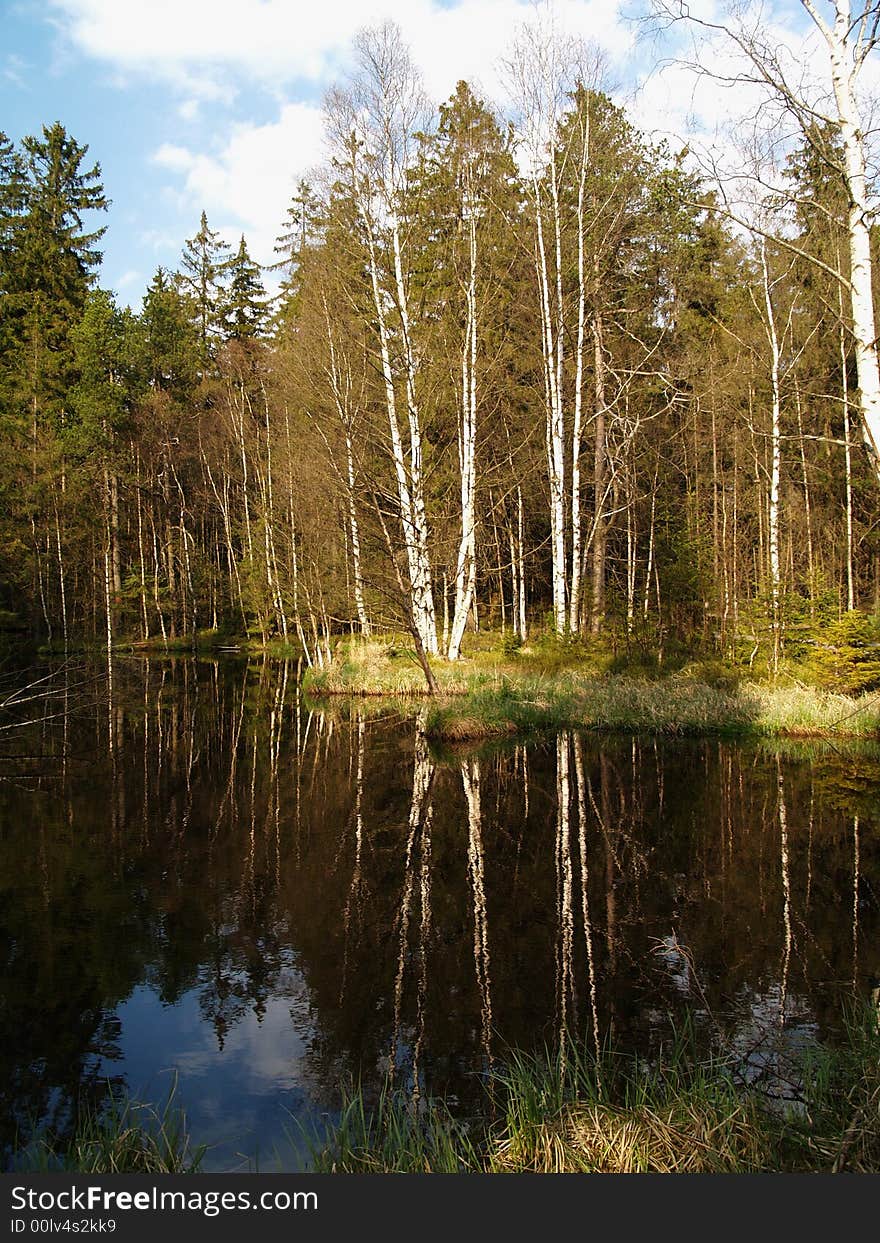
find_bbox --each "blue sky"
[0,1,848,308]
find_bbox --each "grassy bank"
[12,1087,205,1174]
[312,1007,880,1174]
[13,1009,880,1173]
[303,638,880,741]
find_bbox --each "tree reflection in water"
[1,656,879,1166]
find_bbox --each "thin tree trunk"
[532,176,567,633]
[447,201,478,662]
[761,242,783,671]
[53,496,68,655]
[840,302,855,610]
[794,384,815,616]
[804,0,880,477]
[591,314,607,635]
[569,105,590,633]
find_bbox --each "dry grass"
[310,1005,880,1174]
[490,1099,771,1174]
[303,638,471,698]
[303,636,880,743]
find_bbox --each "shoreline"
[304,658,880,744]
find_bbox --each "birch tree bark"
[759,241,783,670]
[507,22,572,633]
[654,0,880,484]
[325,24,438,654]
[802,0,880,472]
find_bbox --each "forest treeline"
[1,21,878,670]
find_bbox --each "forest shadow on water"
[1,656,878,1170]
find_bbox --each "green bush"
[807,611,880,694]
[499,629,523,658]
[525,629,595,674]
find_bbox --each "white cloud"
[177,98,201,123]
[629,1,880,212]
[47,0,635,100]
[4,52,29,88]
[152,102,325,267]
[44,0,880,300]
[154,143,193,174]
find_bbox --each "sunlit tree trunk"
[803,0,880,475]
[759,242,783,670]
[447,203,478,660]
[591,314,607,635]
[569,104,590,634]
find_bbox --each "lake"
[1,657,878,1169]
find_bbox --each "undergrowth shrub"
[806,611,880,694]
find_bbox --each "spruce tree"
[67,289,131,455]
[178,210,230,363]
[220,235,271,341]
[139,267,200,396]
[0,132,25,413]
[9,123,108,433]
[0,131,25,285]
[0,124,107,636]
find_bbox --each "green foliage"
[138,266,200,394]
[308,1081,477,1173]
[522,628,599,675]
[0,123,107,430]
[219,235,271,341]
[807,610,880,694]
[308,1003,880,1173]
[498,628,522,658]
[66,290,133,459]
[178,210,231,361]
[676,658,741,691]
[15,1081,205,1174]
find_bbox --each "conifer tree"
[0,131,24,283]
[0,132,25,414]
[0,123,107,636]
[220,235,271,341]
[178,210,230,362]
[139,267,200,395]
[272,180,320,320]
[7,123,108,435]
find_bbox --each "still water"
[1,657,878,1169]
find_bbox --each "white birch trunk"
[802,0,880,476]
[569,106,590,634]
[390,214,438,653]
[517,486,527,640]
[794,386,815,613]
[346,430,370,636]
[644,480,657,622]
[447,207,478,661]
[533,179,567,633]
[761,242,783,668]
[364,217,437,653]
[591,315,607,634]
[839,295,855,610]
[323,315,371,639]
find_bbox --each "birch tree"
[325,23,438,654]
[507,22,576,633]
[652,0,880,483]
[414,82,519,659]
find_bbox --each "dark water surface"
[1,657,879,1169]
